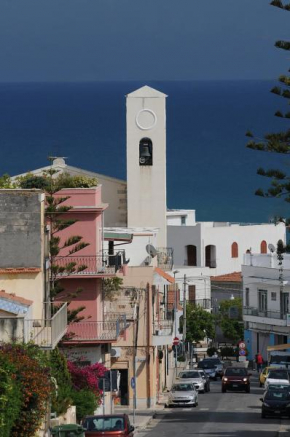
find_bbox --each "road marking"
[200,408,209,411]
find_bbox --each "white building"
[167,209,286,276]
[243,252,290,362]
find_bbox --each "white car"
[264,369,290,391]
[167,382,198,407]
[177,370,206,393]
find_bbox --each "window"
[231,242,238,258]
[282,293,289,315]
[205,245,216,268]
[258,290,267,313]
[188,285,196,303]
[245,288,250,307]
[271,292,277,301]
[186,245,197,266]
[261,240,267,254]
[181,215,186,225]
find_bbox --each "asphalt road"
[138,373,289,437]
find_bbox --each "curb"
[134,411,157,432]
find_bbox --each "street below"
[137,373,288,437]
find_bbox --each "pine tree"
[246,1,290,223]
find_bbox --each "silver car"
[167,383,198,407]
[178,370,206,393]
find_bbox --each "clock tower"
[126,85,167,248]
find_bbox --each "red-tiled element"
[0,267,41,274]
[154,267,175,283]
[0,290,33,306]
[211,272,242,283]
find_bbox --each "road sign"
[131,377,135,390]
[239,349,246,356]
[239,341,246,349]
[239,356,246,362]
[173,337,180,346]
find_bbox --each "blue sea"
[0,80,288,223]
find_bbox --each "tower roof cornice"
[126,85,167,98]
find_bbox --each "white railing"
[24,303,67,349]
[153,319,173,336]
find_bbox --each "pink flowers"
[67,361,106,395]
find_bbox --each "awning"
[267,343,290,352]
[104,232,133,242]
[154,267,175,284]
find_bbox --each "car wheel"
[246,386,250,393]
[259,382,262,388]
[214,377,217,381]
[208,386,211,392]
[222,388,226,393]
[261,412,266,419]
[201,390,205,394]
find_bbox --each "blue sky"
[0,0,289,82]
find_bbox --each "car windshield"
[268,371,288,380]
[197,362,215,370]
[225,368,247,376]
[265,391,290,401]
[179,371,200,379]
[203,359,221,365]
[172,384,194,391]
[83,417,125,432]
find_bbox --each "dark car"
[82,415,134,437]
[197,361,217,380]
[261,388,290,418]
[51,424,85,436]
[222,367,251,393]
[202,358,224,378]
[197,369,211,392]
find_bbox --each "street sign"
[131,377,135,390]
[173,337,180,346]
[239,341,246,349]
[239,356,246,362]
[239,349,246,356]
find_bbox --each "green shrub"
[177,355,186,362]
[207,347,218,357]
[50,348,73,416]
[71,389,98,422]
[220,346,235,358]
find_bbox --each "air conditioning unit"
[111,347,121,358]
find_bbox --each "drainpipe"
[146,283,151,407]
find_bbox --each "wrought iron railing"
[156,247,174,270]
[53,252,125,276]
[153,319,173,336]
[243,306,286,320]
[188,299,212,310]
[24,303,67,349]
[65,319,125,341]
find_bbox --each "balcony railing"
[243,306,287,320]
[189,299,212,310]
[153,319,173,336]
[53,252,125,277]
[65,317,126,342]
[156,247,174,271]
[24,303,67,349]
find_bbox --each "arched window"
[186,245,197,266]
[261,240,267,254]
[205,245,216,268]
[231,242,238,258]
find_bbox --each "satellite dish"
[146,244,157,258]
[268,243,276,253]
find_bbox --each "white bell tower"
[126,85,167,248]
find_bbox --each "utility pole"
[173,270,179,373]
[183,274,187,356]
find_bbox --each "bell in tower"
[139,138,153,166]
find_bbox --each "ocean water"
[0,80,288,223]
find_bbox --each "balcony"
[243,306,287,327]
[64,317,126,344]
[190,299,212,310]
[156,247,174,271]
[152,319,173,346]
[53,251,126,277]
[24,303,68,349]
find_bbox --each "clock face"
[135,109,157,130]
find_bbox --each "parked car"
[202,358,224,378]
[82,415,134,437]
[197,361,217,380]
[264,369,290,391]
[51,424,85,436]
[177,370,206,393]
[261,388,290,418]
[221,367,251,393]
[197,369,211,392]
[167,382,198,407]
